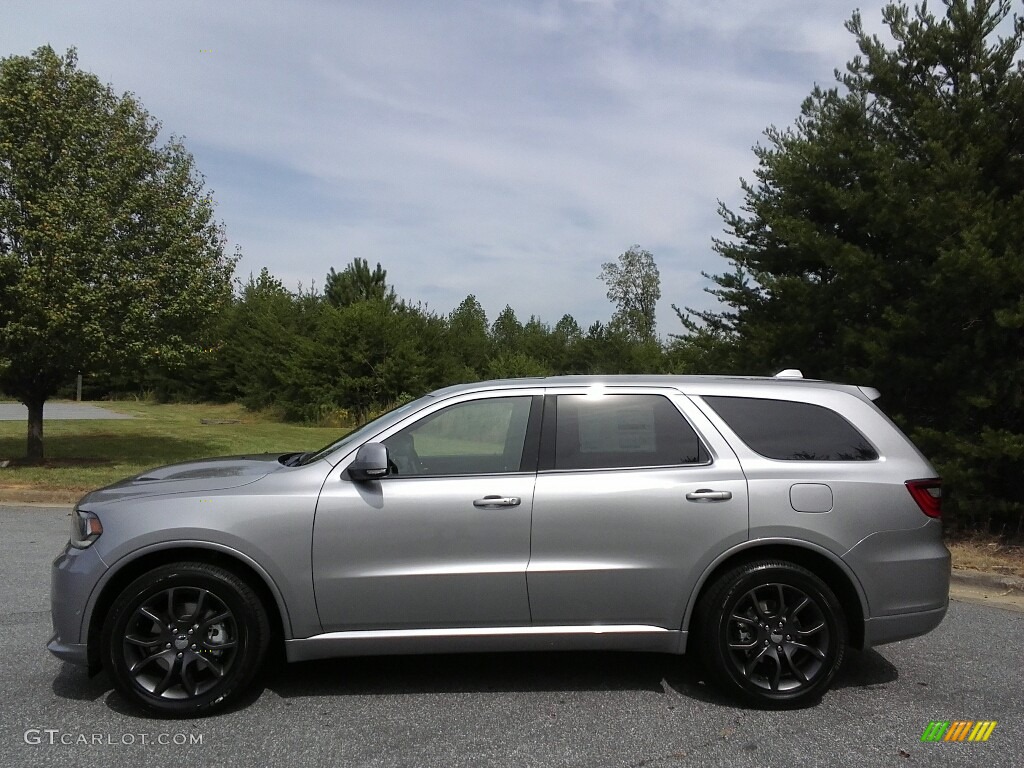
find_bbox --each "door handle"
[473,495,522,508]
[685,489,733,502]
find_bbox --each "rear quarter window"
[702,396,878,461]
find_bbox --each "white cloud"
[2,0,890,334]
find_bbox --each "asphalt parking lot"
[0,402,134,421]
[1,505,1021,768]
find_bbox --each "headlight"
[70,507,102,549]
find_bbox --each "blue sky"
[3,0,890,336]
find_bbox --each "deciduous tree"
[599,246,661,342]
[0,47,236,460]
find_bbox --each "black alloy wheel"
[698,560,847,707]
[103,562,270,716]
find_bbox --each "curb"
[950,568,1024,593]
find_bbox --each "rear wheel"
[697,560,847,707]
[102,562,269,716]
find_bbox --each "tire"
[696,560,847,708]
[102,562,270,716]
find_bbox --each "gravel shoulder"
[949,569,1024,612]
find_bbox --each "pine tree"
[682,0,1024,534]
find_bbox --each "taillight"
[906,479,942,518]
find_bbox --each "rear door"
[527,387,748,629]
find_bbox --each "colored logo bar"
[921,721,997,742]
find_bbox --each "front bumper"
[48,543,108,667]
[46,635,88,666]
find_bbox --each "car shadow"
[52,646,900,716]
[265,651,693,697]
[833,647,900,690]
[51,664,272,720]
[51,663,111,703]
[261,646,899,705]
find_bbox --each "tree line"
[93,251,670,425]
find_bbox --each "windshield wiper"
[280,452,309,467]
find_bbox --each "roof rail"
[773,369,804,379]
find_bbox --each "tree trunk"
[25,397,45,463]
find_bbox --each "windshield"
[298,395,434,465]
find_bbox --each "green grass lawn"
[0,401,346,502]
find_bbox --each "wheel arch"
[683,540,867,651]
[86,543,291,672]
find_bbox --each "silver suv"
[48,374,949,715]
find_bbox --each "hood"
[78,453,285,507]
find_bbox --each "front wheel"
[697,560,847,707]
[102,562,270,716]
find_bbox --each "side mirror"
[347,443,390,482]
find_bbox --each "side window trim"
[537,393,557,472]
[518,395,544,473]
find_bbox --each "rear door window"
[552,394,708,470]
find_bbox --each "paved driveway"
[0,403,133,420]
[2,505,1022,768]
